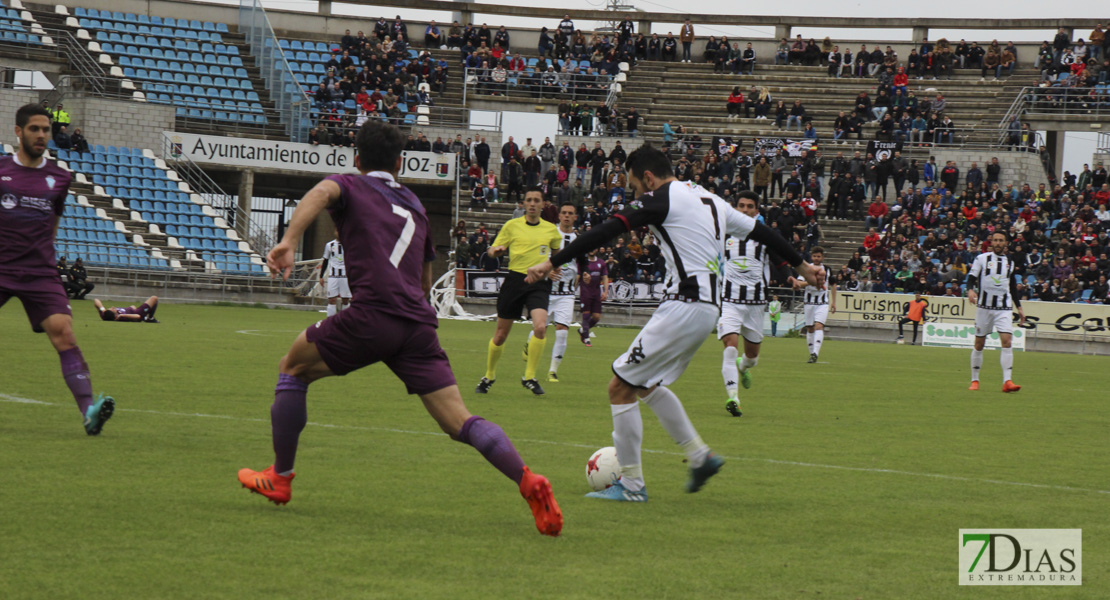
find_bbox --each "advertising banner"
[456,270,664,303]
[833,291,1110,339]
[866,140,902,160]
[923,323,1026,350]
[164,131,456,180]
[753,137,814,158]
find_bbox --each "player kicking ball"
[0,103,113,435]
[237,122,562,537]
[93,296,160,322]
[526,146,822,502]
[475,187,562,396]
[966,231,1025,392]
[790,246,835,363]
[717,191,786,417]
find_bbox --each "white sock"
[1000,347,1013,382]
[721,346,739,399]
[642,386,709,468]
[970,349,983,382]
[326,304,337,317]
[740,354,758,372]
[549,329,568,374]
[611,403,644,491]
[337,302,347,312]
[807,331,814,354]
[813,330,824,357]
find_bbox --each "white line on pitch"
[3,394,1109,496]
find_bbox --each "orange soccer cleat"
[519,466,563,537]
[1002,380,1022,393]
[238,466,294,505]
[968,381,979,391]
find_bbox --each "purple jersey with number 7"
[323,172,437,326]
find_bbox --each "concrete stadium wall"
[0,88,45,127]
[0,88,175,152]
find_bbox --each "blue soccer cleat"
[686,452,724,493]
[83,393,115,436]
[585,480,648,502]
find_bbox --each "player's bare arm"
[488,245,508,258]
[267,179,342,280]
[829,284,837,313]
[601,275,610,301]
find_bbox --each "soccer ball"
[896,338,905,345]
[585,446,622,491]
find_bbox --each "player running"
[475,187,561,396]
[966,231,1025,392]
[0,103,114,435]
[718,191,786,417]
[577,248,609,346]
[526,145,822,502]
[544,203,579,382]
[790,246,835,363]
[94,296,160,322]
[896,291,928,345]
[237,122,562,537]
[317,231,350,318]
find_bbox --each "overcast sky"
[223,0,1105,168]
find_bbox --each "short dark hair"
[524,186,545,199]
[992,230,1010,241]
[16,103,51,128]
[736,190,761,206]
[811,246,826,255]
[625,144,672,181]
[100,309,117,322]
[355,119,404,172]
[558,202,577,212]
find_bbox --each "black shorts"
[496,271,551,320]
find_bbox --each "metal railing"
[161,132,276,254]
[462,66,619,104]
[306,104,501,136]
[238,0,311,142]
[0,27,106,92]
[998,86,1110,143]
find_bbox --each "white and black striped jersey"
[721,235,775,305]
[322,240,347,278]
[614,180,756,305]
[969,251,1014,310]
[552,230,578,295]
[803,265,832,305]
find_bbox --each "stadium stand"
[0,0,52,45]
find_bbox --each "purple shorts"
[0,272,72,333]
[580,291,603,315]
[305,304,457,395]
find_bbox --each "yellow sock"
[524,335,546,380]
[485,339,504,381]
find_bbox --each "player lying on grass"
[237,120,562,536]
[94,296,160,322]
[1,103,113,435]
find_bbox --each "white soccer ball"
[586,446,622,491]
[896,338,905,345]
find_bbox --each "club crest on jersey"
[1,193,16,209]
[45,176,56,189]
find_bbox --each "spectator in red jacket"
[866,199,889,230]
[892,67,908,96]
[863,227,882,250]
[726,86,747,119]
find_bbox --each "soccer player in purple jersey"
[93,296,160,322]
[577,249,609,346]
[236,121,562,537]
[0,104,114,435]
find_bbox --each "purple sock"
[580,312,591,336]
[59,347,94,414]
[457,416,525,484]
[271,373,309,474]
[588,314,599,328]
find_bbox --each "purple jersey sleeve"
[0,156,73,277]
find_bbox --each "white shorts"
[547,294,576,327]
[326,277,351,299]
[804,303,829,327]
[974,308,1013,337]
[612,301,718,389]
[717,302,765,344]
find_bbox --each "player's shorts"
[305,303,457,395]
[547,294,576,327]
[612,301,718,389]
[974,308,1013,337]
[326,276,351,299]
[496,271,550,320]
[717,302,765,344]
[580,290,602,314]
[804,303,829,327]
[0,272,72,333]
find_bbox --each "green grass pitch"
[1,301,1107,598]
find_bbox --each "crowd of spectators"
[41,101,91,153]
